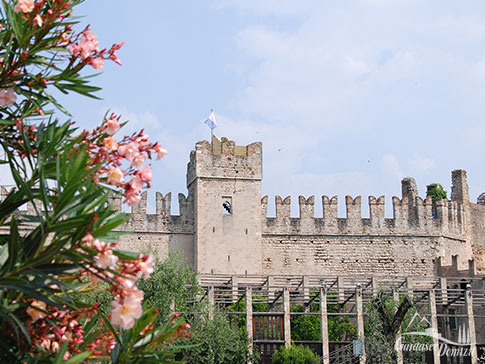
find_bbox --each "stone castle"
[110,136,485,278]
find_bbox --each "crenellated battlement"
[262,192,467,238]
[186,136,262,187]
[2,138,484,278]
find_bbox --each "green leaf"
[64,350,92,364]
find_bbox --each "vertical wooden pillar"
[283,287,291,348]
[429,290,440,364]
[246,287,254,355]
[393,290,404,364]
[320,287,330,364]
[465,285,478,364]
[356,286,366,364]
[208,286,215,320]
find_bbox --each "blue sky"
[39,1,485,216]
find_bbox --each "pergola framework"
[192,274,485,364]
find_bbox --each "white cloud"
[381,154,404,181]
[408,154,436,174]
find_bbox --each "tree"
[0,1,186,362]
[365,290,429,364]
[426,183,447,202]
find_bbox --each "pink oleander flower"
[27,300,47,322]
[0,88,16,107]
[95,249,119,269]
[107,167,124,185]
[110,296,143,329]
[34,14,43,27]
[131,153,146,168]
[154,142,168,160]
[125,191,141,206]
[103,136,118,151]
[139,165,152,182]
[90,58,104,71]
[130,175,143,193]
[119,142,139,161]
[105,114,120,135]
[79,29,99,60]
[81,233,95,248]
[138,254,155,279]
[14,0,34,13]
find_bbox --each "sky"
[19,0,485,217]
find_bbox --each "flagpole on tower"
[204,109,218,153]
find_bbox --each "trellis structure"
[192,274,485,364]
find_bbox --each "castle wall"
[261,236,437,276]
[469,203,485,274]
[260,193,469,276]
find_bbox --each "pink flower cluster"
[0,88,16,107]
[81,233,154,330]
[27,303,104,360]
[84,112,167,207]
[70,27,124,70]
[14,0,34,14]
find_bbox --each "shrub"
[272,344,319,364]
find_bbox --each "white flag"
[204,110,217,129]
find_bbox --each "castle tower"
[186,136,263,274]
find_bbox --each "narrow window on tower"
[222,196,232,215]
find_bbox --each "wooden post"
[465,285,478,364]
[356,285,366,364]
[320,287,330,364]
[429,290,440,364]
[283,287,291,348]
[246,287,254,358]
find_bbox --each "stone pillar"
[440,278,448,305]
[429,290,440,364]
[465,285,478,364]
[451,169,469,202]
[208,286,215,320]
[283,287,291,348]
[303,276,310,312]
[246,287,254,355]
[320,287,330,364]
[338,276,345,303]
[169,299,175,316]
[393,290,403,364]
[406,277,414,299]
[402,177,418,204]
[355,286,366,364]
[268,276,275,303]
[371,277,378,297]
[232,275,238,304]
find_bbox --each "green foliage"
[137,251,200,321]
[272,344,319,364]
[365,291,429,364]
[182,304,259,364]
[426,183,447,202]
[290,304,356,341]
